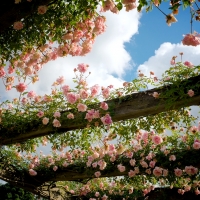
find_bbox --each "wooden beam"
[1,75,200,145]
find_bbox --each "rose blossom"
[42,117,49,125]
[100,102,108,110]
[128,170,135,177]
[67,113,74,119]
[184,61,193,68]
[56,76,65,85]
[101,114,112,125]
[182,33,200,46]
[169,155,176,161]
[152,135,163,145]
[54,111,61,118]
[66,92,79,104]
[149,160,156,168]
[29,169,37,176]
[102,87,110,99]
[37,111,44,118]
[140,160,148,168]
[163,169,168,176]
[94,171,101,178]
[193,141,200,149]
[152,92,159,98]
[77,63,88,73]
[38,5,48,14]
[27,91,36,98]
[0,68,6,78]
[153,167,162,177]
[117,164,126,172]
[174,168,182,177]
[53,119,61,127]
[185,166,198,176]
[90,84,100,97]
[53,166,58,171]
[80,89,89,99]
[77,103,87,112]
[128,159,136,168]
[13,21,23,30]
[16,83,27,92]
[62,85,70,95]
[187,89,194,97]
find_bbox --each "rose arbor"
[0,0,200,200]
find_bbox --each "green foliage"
[0,183,39,200]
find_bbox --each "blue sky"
[124,3,200,81]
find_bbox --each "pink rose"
[140,160,148,168]
[152,92,159,98]
[102,87,110,99]
[37,111,44,118]
[38,5,48,14]
[185,166,198,176]
[53,119,61,127]
[92,162,98,168]
[94,171,101,178]
[62,161,68,167]
[13,21,23,30]
[128,170,135,177]
[53,166,58,171]
[42,117,49,125]
[152,135,163,145]
[100,102,108,110]
[77,103,87,112]
[56,76,65,85]
[24,67,33,75]
[66,92,79,104]
[193,142,200,149]
[101,114,112,125]
[98,160,107,170]
[62,85,70,95]
[29,169,37,176]
[117,164,126,172]
[80,89,89,99]
[21,97,28,105]
[182,33,200,46]
[187,89,194,97]
[0,68,6,78]
[195,188,200,195]
[169,155,176,161]
[149,161,156,168]
[178,189,185,195]
[27,91,36,98]
[190,126,198,133]
[153,167,162,177]
[77,63,88,73]
[163,169,168,176]
[54,111,61,118]
[90,84,100,97]
[184,61,193,68]
[16,83,27,92]
[174,168,182,177]
[67,113,74,119]
[129,159,136,167]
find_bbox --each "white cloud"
[137,42,200,124]
[28,9,141,97]
[138,42,200,78]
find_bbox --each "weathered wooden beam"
[1,148,200,199]
[1,75,200,145]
